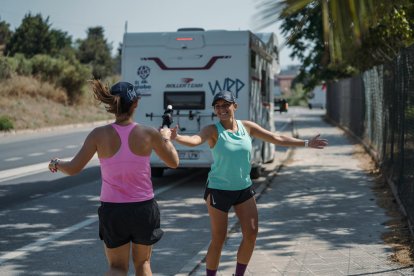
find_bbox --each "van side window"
[261,70,267,97]
[250,50,256,69]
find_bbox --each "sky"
[0,0,299,68]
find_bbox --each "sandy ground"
[353,144,414,266]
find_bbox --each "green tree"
[270,3,354,90]
[256,0,414,90]
[5,13,73,58]
[5,13,53,57]
[0,19,12,50]
[76,26,114,79]
[257,0,413,66]
[49,29,74,57]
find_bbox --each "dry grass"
[353,144,414,266]
[0,75,68,103]
[0,75,112,130]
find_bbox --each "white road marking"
[0,156,99,183]
[0,217,97,264]
[0,170,204,265]
[65,145,79,149]
[0,162,49,183]
[4,157,23,162]
[47,149,61,152]
[28,152,45,157]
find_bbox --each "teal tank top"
[207,120,252,190]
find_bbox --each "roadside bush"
[0,115,14,131]
[0,55,32,80]
[31,54,64,83]
[1,53,96,104]
[12,54,33,76]
[0,56,14,80]
[59,58,92,104]
[27,54,91,103]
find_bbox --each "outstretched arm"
[243,120,328,149]
[171,125,216,148]
[49,130,98,175]
[152,127,179,168]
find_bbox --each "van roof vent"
[177,28,205,32]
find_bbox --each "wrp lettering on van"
[209,78,245,97]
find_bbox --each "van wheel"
[250,166,262,179]
[151,168,164,177]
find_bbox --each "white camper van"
[121,28,280,177]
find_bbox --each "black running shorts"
[203,186,256,213]
[98,199,164,248]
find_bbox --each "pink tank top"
[99,123,153,203]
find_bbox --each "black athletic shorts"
[98,199,164,248]
[204,185,256,213]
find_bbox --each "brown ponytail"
[90,80,122,114]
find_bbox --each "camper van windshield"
[164,91,205,110]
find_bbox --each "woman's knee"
[243,226,258,242]
[104,243,130,275]
[107,257,129,274]
[134,259,151,271]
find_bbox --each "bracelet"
[49,158,60,172]
[304,140,309,147]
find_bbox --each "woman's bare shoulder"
[135,124,157,134]
[132,124,160,141]
[90,124,112,135]
[204,123,217,130]
[202,124,218,133]
[239,120,259,134]
[240,120,254,126]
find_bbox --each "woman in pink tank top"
[48,80,179,275]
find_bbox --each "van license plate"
[178,150,200,160]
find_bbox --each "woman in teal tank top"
[208,119,252,191]
[171,91,328,276]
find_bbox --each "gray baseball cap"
[212,91,236,106]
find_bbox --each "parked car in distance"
[273,86,288,113]
[274,98,288,113]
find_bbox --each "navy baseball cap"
[212,91,236,106]
[110,82,141,110]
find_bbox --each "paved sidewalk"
[190,108,414,276]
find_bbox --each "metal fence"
[326,44,414,231]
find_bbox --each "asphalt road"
[0,110,293,275]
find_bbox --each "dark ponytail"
[90,80,122,114]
